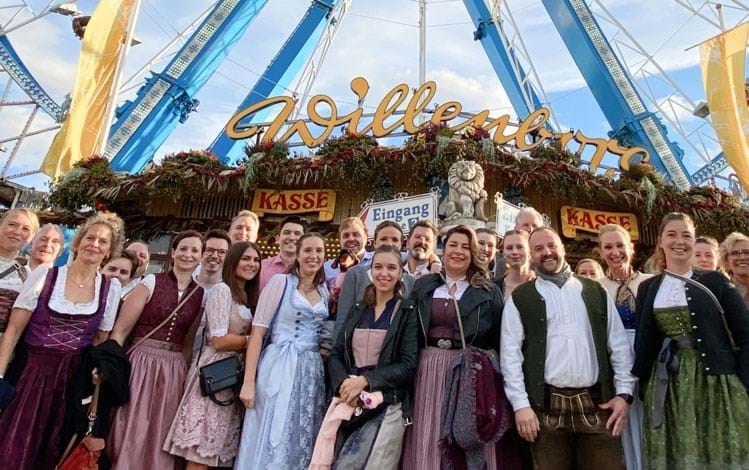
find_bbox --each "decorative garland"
[47,125,749,240]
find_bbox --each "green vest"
[511,277,614,410]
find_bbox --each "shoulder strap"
[664,270,735,350]
[126,284,201,355]
[0,258,27,282]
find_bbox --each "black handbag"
[197,329,244,406]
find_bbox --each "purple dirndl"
[0,267,110,470]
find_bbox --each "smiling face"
[408,226,435,262]
[370,251,402,295]
[297,236,325,278]
[515,211,543,233]
[693,241,718,271]
[0,211,34,256]
[599,230,633,273]
[477,232,498,264]
[103,256,135,286]
[659,219,695,270]
[727,240,749,278]
[77,224,113,267]
[202,237,229,275]
[576,260,602,280]
[278,222,304,255]
[229,216,258,244]
[30,227,63,266]
[171,236,203,273]
[374,226,402,250]
[529,228,565,275]
[444,232,472,277]
[235,245,261,282]
[339,225,365,256]
[503,233,529,269]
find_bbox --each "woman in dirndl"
[598,223,653,470]
[235,233,329,470]
[164,241,261,469]
[0,208,38,340]
[310,246,418,469]
[108,230,205,470]
[402,225,508,470]
[633,213,749,469]
[0,212,124,469]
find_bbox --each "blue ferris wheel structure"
[0,0,746,197]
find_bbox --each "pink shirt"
[259,255,289,291]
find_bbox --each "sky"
[0,0,746,191]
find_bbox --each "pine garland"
[47,127,749,239]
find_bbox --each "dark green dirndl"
[643,306,749,470]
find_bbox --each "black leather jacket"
[633,269,749,395]
[408,273,504,352]
[327,298,419,418]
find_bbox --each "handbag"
[56,384,105,470]
[197,327,244,406]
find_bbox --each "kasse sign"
[358,193,439,236]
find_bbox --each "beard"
[537,255,562,274]
[410,245,428,261]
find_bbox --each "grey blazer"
[334,264,416,339]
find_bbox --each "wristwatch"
[617,393,634,404]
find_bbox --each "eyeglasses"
[728,250,749,258]
[205,248,228,256]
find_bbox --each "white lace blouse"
[653,269,692,309]
[14,266,122,331]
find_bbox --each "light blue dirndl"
[235,274,329,470]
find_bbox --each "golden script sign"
[561,205,640,241]
[251,189,336,221]
[226,77,649,172]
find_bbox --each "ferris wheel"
[0,0,746,200]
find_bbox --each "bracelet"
[245,335,250,347]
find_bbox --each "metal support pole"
[418,0,426,123]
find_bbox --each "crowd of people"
[0,205,746,470]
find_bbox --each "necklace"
[70,275,93,289]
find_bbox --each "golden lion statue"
[444,160,488,222]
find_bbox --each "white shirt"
[403,258,442,279]
[653,269,691,309]
[140,273,207,307]
[14,266,122,332]
[433,275,469,300]
[500,275,635,411]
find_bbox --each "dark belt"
[652,335,696,429]
[426,337,459,349]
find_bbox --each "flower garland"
[47,128,749,239]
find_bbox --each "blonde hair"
[1,208,40,237]
[70,212,125,264]
[653,212,695,273]
[575,258,605,280]
[598,224,632,244]
[719,232,749,275]
[231,210,259,227]
[339,217,368,238]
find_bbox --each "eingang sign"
[226,77,649,173]
[358,193,439,236]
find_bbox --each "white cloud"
[0,0,734,185]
